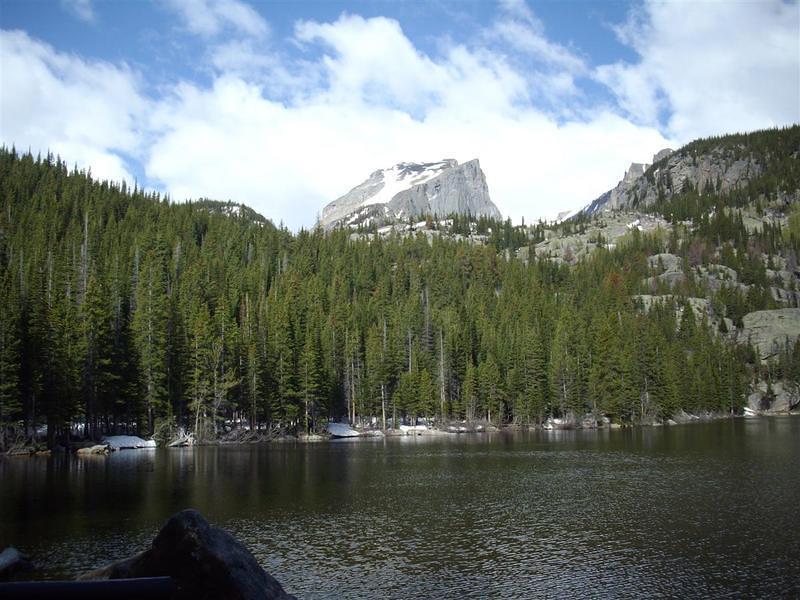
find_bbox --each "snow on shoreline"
[102,435,156,450]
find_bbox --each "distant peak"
[320,157,499,229]
[652,148,674,163]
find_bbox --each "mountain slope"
[581,126,800,217]
[191,199,269,224]
[583,149,673,216]
[319,158,501,229]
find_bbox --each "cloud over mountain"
[1,0,797,230]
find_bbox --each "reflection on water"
[1,419,799,598]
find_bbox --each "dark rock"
[81,509,295,600]
[0,547,33,580]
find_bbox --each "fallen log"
[0,576,174,599]
[167,429,195,447]
[4,447,33,456]
[75,444,109,455]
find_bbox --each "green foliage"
[3,132,795,446]
[0,272,22,444]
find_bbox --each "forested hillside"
[1,127,798,448]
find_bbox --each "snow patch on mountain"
[361,161,455,208]
[320,158,500,229]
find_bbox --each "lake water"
[1,418,799,598]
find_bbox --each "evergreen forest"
[1,125,799,448]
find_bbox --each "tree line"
[0,137,796,447]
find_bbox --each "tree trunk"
[439,329,446,423]
[380,383,386,431]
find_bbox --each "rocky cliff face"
[740,308,800,361]
[320,159,501,229]
[583,143,764,215]
[583,160,654,215]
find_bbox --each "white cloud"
[143,15,669,229]
[595,61,660,125]
[164,0,268,38]
[595,0,800,142]
[210,39,273,75]
[493,1,586,75]
[4,0,796,231]
[0,30,146,183]
[61,0,96,23]
[488,0,587,109]
[294,15,448,113]
[146,81,668,229]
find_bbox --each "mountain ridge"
[578,126,799,219]
[581,148,673,216]
[319,158,501,229]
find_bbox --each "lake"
[1,418,799,598]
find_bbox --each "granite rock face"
[582,144,763,215]
[320,159,501,229]
[740,308,800,360]
[647,253,682,273]
[81,509,295,600]
[583,161,653,215]
[747,381,800,413]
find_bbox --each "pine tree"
[209,298,240,437]
[550,303,578,419]
[186,300,213,441]
[132,245,171,434]
[478,356,503,423]
[462,361,477,422]
[81,273,117,438]
[416,368,435,420]
[299,327,324,433]
[0,272,21,448]
[678,300,696,341]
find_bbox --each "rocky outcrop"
[647,253,682,273]
[740,308,800,360]
[633,294,710,318]
[643,256,744,294]
[81,509,295,600]
[531,212,669,264]
[630,149,761,209]
[0,548,32,580]
[75,444,109,456]
[582,141,763,215]
[583,160,655,215]
[747,381,800,413]
[320,159,501,229]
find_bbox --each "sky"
[1,0,798,230]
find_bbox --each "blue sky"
[1,0,798,229]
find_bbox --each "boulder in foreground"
[0,547,32,580]
[81,509,295,600]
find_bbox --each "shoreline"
[4,410,798,457]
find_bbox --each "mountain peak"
[320,158,501,229]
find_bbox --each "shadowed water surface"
[1,418,799,597]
